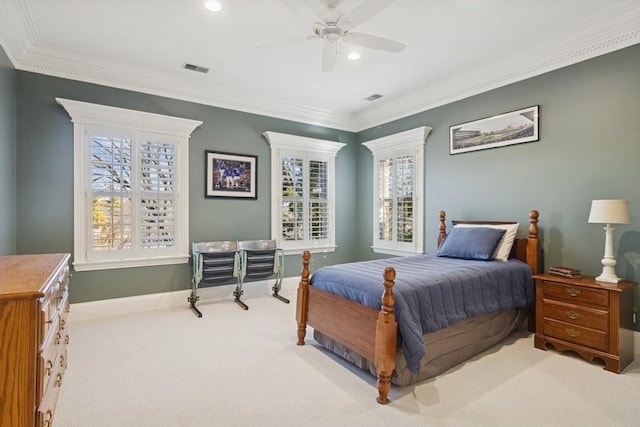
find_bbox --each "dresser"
[533,273,635,373]
[0,253,71,427]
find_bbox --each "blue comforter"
[309,254,534,373]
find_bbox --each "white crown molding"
[16,41,352,131]
[0,0,38,64]
[351,2,640,131]
[55,97,203,137]
[1,0,639,133]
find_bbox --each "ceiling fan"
[254,0,405,72]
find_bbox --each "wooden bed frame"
[296,210,539,404]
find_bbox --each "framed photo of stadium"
[449,105,539,154]
[205,150,257,199]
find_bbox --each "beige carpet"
[55,289,640,427]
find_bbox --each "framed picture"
[205,150,257,199]
[449,105,539,155]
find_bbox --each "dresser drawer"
[543,300,608,331]
[36,371,62,427]
[37,326,60,402]
[541,281,609,308]
[543,318,607,352]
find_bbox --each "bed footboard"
[296,251,398,404]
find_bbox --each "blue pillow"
[436,227,506,260]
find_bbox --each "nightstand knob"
[566,288,581,297]
[566,310,581,320]
[565,328,581,338]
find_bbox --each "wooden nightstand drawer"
[542,300,608,331]
[541,281,608,308]
[534,273,636,373]
[543,318,607,351]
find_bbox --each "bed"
[295,210,540,404]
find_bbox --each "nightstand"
[533,273,636,373]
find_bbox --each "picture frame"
[449,105,539,155]
[205,150,257,199]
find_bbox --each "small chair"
[237,239,288,310]
[189,241,239,317]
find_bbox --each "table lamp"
[588,199,630,284]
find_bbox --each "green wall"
[11,43,640,331]
[15,72,358,303]
[357,44,640,329]
[0,45,16,255]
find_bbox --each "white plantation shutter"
[378,158,393,241]
[57,98,201,271]
[264,131,345,255]
[139,139,176,249]
[364,127,430,255]
[281,156,304,242]
[90,132,133,257]
[396,155,414,243]
[308,159,328,240]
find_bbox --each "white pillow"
[453,223,519,262]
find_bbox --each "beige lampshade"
[588,199,631,224]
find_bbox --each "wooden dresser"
[533,273,635,373]
[0,253,71,427]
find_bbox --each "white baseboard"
[68,281,640,359]
[69,277,299,322]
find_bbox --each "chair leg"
[188,293,203,318]
[233,287,249,310]
[272,276,289,304]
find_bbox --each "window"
[56,98,202,271]
[363,127,431,255]
[263,131,345,255]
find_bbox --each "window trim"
[56,98,202,271]
[263,131,345,256]
[363,126,431,256]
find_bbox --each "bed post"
[437,210,447,248]
[374,266,397,405]
[296,250,311,346]
[527,210,539,274]
[527,210,539,332]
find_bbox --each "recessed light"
[204,0,222,12]
[347,51,361,61]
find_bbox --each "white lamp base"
[594,224,622,286]
[595,272,622,285]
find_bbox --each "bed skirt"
[313,308,528,386]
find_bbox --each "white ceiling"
[1,0,639,131]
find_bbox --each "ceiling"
[1,0,639,131]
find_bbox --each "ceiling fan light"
[347,51,360,60]
[204,0,222,12]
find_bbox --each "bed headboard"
[437,210,540,274]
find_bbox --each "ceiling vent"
[365,93,383,101]
[183,63,210,74]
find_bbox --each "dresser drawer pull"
[43,410,53,427]
[45,360,54,376]
[65,334,70,345]
[566,288,581,297]
[566,310,581,320]
[55,332,61,345]
[60,354,65,368]
[55,373,63,387]
[565,328,581,338]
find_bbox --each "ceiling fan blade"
[254,35,315,49]
[321,42,337,72]
[340,0,395,29]
[343,32,405,52]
